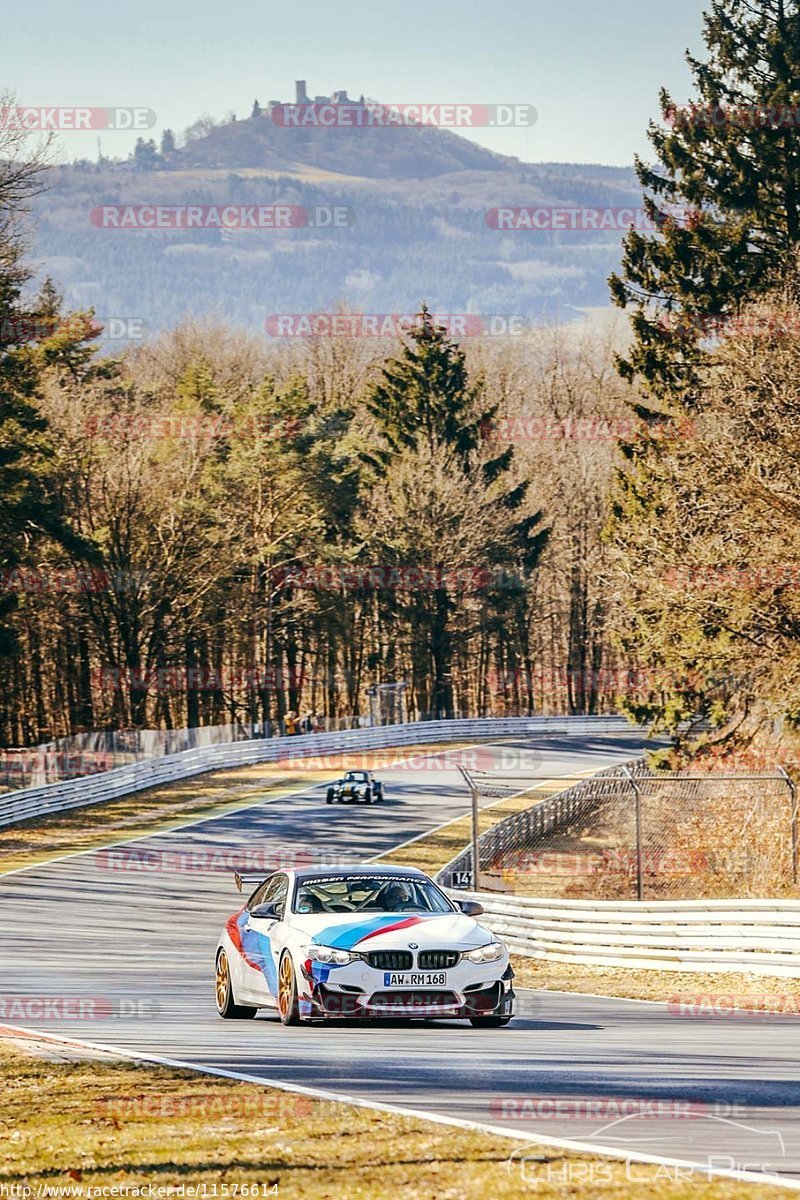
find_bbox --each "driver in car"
[382,881,416,911]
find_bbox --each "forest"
[0,273,634,742]
[4,0,800,767]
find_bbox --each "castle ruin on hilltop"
[265,81,367,110]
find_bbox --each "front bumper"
[299,958,514,1020]
[336,788,365,802]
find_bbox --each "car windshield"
[344,772,367,782]
[293,875,453,915]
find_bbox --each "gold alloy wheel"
[278,952,295,1019]
[215,951,230,1011]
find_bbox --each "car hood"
[289,911,492,951]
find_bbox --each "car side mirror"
[458,899,484,916]
[250,901,279,920]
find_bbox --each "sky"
[1,0,707,166]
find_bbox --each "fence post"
[778,767,798,885]
[622,766,644,901]
[459,765,481,891]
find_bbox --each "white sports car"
[215,864,514,1027]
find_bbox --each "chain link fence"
[439,763,799,900]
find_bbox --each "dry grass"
[0,742,478,877]
[473,778,799,902]
[0,765,318,876]
[0,1036,787,1200]
[375,773,590,876]
[512,957,800,1011]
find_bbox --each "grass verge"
[371,770,800,1010]
[511,958,800,1011]
[0,742,477,877]
[0,1035,788,1199]
[374,772,590,876]
[0,765,318,876]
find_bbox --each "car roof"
[294,864,428,883]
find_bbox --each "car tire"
[468,1013,512,1028]
[364,787,372,804]
[326,789,334,804]
[215,950,258,1020]
[278,952,301,1025]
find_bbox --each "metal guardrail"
[0,721,255,790]
[0,715,637,829]
[456,890,800,978]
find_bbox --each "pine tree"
[607,1,800,740]
[0,179,92,660]
[251,99,262,119]
[365,305,503,468]
[365,304,547,537]
[610,0,800,405]
[364,306,548,716]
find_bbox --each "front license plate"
[383,972,447,987]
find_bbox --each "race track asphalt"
[2,731,799,1189]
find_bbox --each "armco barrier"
[458,891,800,977]
[0,716,637,830]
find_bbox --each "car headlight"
[305,945,360,966]
[464,941,505,964]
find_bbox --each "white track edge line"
[367,764,597,862]
[0,1021,795,1192]
[0,739,495,880]
[1,734,646,881]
